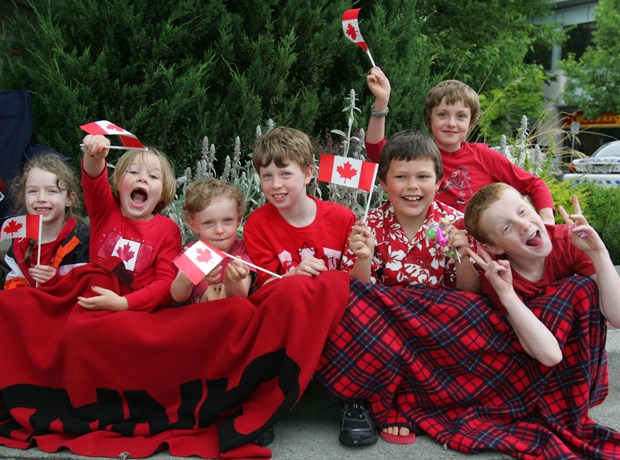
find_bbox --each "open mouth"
[131,187,148,204]
[402,196,422,202]
[526,230,542,247]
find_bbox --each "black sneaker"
[252,427,275,446]
[339,401,378,447]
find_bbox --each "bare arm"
[467,247,562,367]
[538,207,555,225]
[366,67,391,144]
[559,196,620,327]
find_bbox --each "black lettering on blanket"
[0,350,301,439]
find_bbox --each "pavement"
[0,272,619,459]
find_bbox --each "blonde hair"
[423,80,481,131]
[10,152,82,219]
[252,126,314,172]
[110,148,176,213]
[464,182,516,244]
[183,178,246,223]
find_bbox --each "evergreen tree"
[0,0,556,170]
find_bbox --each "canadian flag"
[80,120,145,148]
[173,241,226,285]
[318,154,377,192]
[0,214,41,242]
[342,8,368,51]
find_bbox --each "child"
[242,126,370,447]
[243,126,356,286]
[342,130,479,443]
[364,68,555,224]
[78,134,181,312]
[3,152,89,289]
[464,183,620,366]
[170,178,253,304]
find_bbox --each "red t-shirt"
[481,224,595,315]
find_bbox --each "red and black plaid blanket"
[0,258,349,459]
[318,275,619,459]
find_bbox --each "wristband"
[370,104,389,117]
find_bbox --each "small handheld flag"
[174,241,226,285]
[342,8,376,67]
[318,154,377,192]
[1,215,41,242]
[80,120,146,149]
[318,154,378,220]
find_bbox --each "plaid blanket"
[0,258,349,459]
[318,275,618,459]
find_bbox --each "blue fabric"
[0,90,32,218]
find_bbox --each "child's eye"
[224,218,234,224]
[261,174,272,180]
[502,225,511,234]
[149,174,159,180]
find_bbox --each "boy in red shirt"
[364,68,555,224]
[243,127,376,447]
[464,183,620,366]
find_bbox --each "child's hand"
[204,265,223,283]
[367,67,391,103]
[28,265,57,284]
[558,195,605,253]
[77,286,129,312]
[443,223,469,259]
[349,220,375,260]
[225,260,250,283]
[294,256,327,277]
[82,134,110,160]
[466,247,513,297]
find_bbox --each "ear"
[303,165,314,184]
[65,191,76,208]
[379,178,388,193]
[480,241,505,256]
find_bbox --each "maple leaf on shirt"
[337,162,358,182]
[116,243,135,262]
[346,23,358,40]
[196,247,213,264]
[2,220,23,236]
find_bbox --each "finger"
[571,194,582,215]
[557,205,573,225]
[466,248,488,269]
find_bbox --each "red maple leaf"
[196,247,214,264]
[2,220,23,236]
[105,123,125,132]
[337,162,358,182]
[115,243,135,262]
[346,23,358,41]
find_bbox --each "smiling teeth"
[403,196,422,202]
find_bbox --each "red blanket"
[0,258,349,458]
[318,275,619,459]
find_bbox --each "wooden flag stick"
[362,165,379,221]
[222,252,283,279]
[79,144,148,151]
[366,49,376,67]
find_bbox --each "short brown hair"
[183,178,246,223]
[423,80,481,131]
[378,130,443,183]
[464,182,515,244]
[252,126,314,172]
[110,148,176,213]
